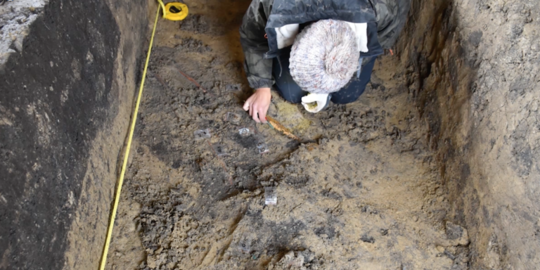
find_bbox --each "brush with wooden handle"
[265,116,301,141]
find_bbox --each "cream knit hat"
[289,19,359,94]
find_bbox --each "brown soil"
[106,0,470,269]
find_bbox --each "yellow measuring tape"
[158,0,189,21]
[99,1,188,269]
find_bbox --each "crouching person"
[240,0,409,123]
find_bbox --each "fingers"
[253,106,269,123]
[259,106,268,123]
[252,105,260,123]
[244,92,270,123]
[244,97,254,117]
[253,114,260,123]
[245,95,260,123]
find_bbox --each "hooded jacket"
[239,0,410,89]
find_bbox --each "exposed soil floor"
[106,0,470,269]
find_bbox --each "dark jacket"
[240,0,410,89]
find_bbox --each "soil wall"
[0,0,146,269]
[401,0,540,269]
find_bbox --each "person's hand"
[243,88,271,123]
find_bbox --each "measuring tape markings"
[98,2,188,269]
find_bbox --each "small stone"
[238,128,250,136]
[436,245,445,253]
[360,234,375,243]
[226,83,242,91]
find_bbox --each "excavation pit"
[1,0,539,269]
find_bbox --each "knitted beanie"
[289,19,359,94]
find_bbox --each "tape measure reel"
[163,2,189,21]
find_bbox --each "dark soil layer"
[0,0,146,269]
[0,0,118,268]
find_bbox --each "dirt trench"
[106,0,470,269]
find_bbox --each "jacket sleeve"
[372,0,411,49]
[240,0,274,89]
